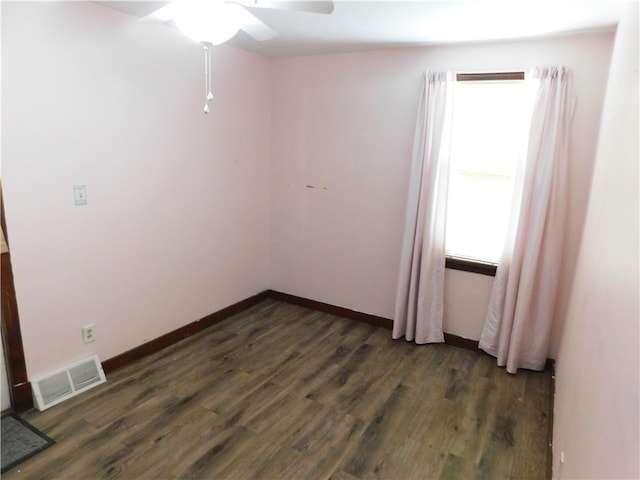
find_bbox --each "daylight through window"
[444,74,538,264]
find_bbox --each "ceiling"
[98,1,626,57]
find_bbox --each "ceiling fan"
[140,0,334,113]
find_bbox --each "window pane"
[445,80,537,263]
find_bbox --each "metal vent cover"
[32,355,107,410]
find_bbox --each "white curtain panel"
[393,71,455,343]
[479,66,576,373]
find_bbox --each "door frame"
[1,183,32,412]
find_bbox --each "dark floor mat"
[1,413,55,473]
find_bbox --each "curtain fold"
[479,66,576,373]
[393,71,454,344]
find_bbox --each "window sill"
[445,256,497,277]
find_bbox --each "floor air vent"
[32,355,107,410]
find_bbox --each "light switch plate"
[73,185,87,206]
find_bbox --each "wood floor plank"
[345,360,408,422]
[290,408,364,454]
[266,320,351,388]
[291,442,357,480]
[114,405,224,479]
[510,388,551,478]
[199,428,285,480]
[328,469,361,480]
[248,444,306,479]
[340,382,420,478]
[170,425,253,479]
[3,299,552,480]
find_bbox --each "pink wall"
[1,2,272,379]
[1,2,620,385]
[270,32,614,350]
[553,4,639,478]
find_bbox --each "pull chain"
[202,42,214,114]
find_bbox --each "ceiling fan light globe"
[174,1,241,45]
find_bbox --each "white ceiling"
[98,1,626,57]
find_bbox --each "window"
[445,72,538,273]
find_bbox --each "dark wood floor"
[5,300,552,479]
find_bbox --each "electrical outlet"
[82,324,96,344]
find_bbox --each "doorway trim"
[1,183,33,412]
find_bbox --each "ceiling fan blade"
[138,2,178,24]
[236,0,334,14]
[232,5,278,41]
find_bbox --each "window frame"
[445,256,497,277]
[444,71,525,278]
